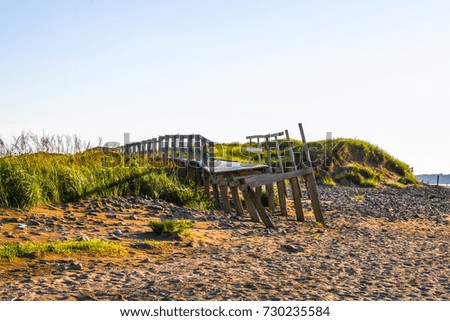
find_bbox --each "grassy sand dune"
[0,151,209,210]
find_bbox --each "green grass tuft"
[149,219,195,236]
[0,240,126,260]
[335,163,381,187]
[322,176,336,187]
[385,181,403,189]
[360,178,379,188]
[398,173,418,185]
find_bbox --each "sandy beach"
[0,185,449,301]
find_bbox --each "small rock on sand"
[68,263,83,271]
[281,244,304,253]
[113,229,123,236]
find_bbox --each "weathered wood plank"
[264,136,273,170]
[255,186,262,199]
[219,185,232,214]
[157,136,163,159]
[208,141,215,174]
[230,186,244,215]
[164,135,170,161]
[212,182,221,210]
[274,136,284,173]
[246,187,275,229]
[246,134,266,140]
[201,137,207,168]
[194,135,201,162]
[171,135,176,161]
[289,176,305,222]
[152,138,157,159]
[285,129,297,170]
[265,184,276,211]
[305,173,325,224]
[187,135,193,161]
[238,167,313,188]
[241,189,260,222]
[276,180,288,215]
[203,171,211,198]
[299,123,325,224]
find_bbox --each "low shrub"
[149,219,195,236]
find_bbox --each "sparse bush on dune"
[148,219,195,236]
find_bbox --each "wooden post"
[437,175,440,186]
[164,135,170,162]
[171,135,176,161]
[285,128,304,220]
[212,177,221,210]
[274,136,284,173]
[201,137,207,168]
[147,140,153,163]
[207,140,218,205]
[285,129,297,170]
[299,123,325,224]
[219,183,232,214]
[203,171,211,198]
[194,135,201,162]
[246,187,275,229]
[187,135,193,177]
[158,136,163,160]
[241,189,260,222]
[230,186,244,215]
[265,136,273,171]
[187,135,193,162]
[178,135,184,160]
[208,141,215,173]
[256,137,262,164]
[255,186,262,199]
[276,180,288,215]
[304,174,324,223]
[152,138,157,159]
[262,137,278,212]
[265,184,276,211]
[289,176,305,222]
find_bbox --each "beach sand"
[0,185,449,301]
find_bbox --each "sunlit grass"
[0,240,126,260]
[0,151,211,210]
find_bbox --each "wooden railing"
[120,134,216,173]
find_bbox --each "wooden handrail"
[120,134,216,170]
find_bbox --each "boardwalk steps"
[120,123,324,228]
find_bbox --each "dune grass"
[385,181,404,189]
[0,151,211,210]
[0,132,418,211]
[0,240,126,260]
[215,138,418,188]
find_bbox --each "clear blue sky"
[1,0,449,174]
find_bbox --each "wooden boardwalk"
[120,123,325,228]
